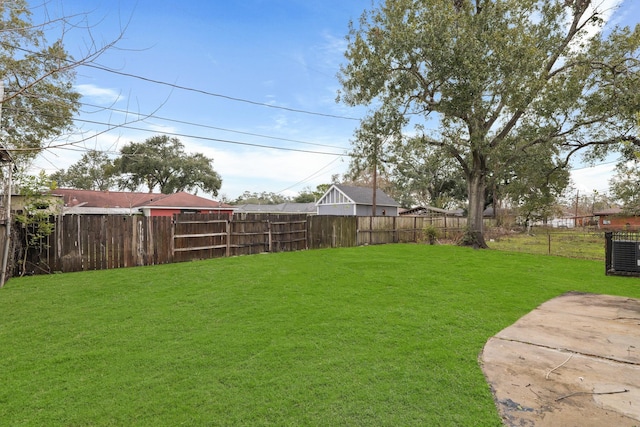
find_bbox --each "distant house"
[10,194,64,216]
[548,212,577,228]
[233,202,316,215]
[316,184,400,216]
[594,207,640,230]
[52,189,234,217]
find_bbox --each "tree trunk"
[464,169,489,249]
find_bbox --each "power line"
[571,158,620,170]
[82,62,361,121]
[79,102,350,150]
[4,42,362,121]
[276,157,343,194]
[3,105,351,156]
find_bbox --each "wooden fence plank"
[20,213,480,275]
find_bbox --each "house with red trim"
[52,189,234,217]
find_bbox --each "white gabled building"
[316,184,400,216]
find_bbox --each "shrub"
[423,223,439,245]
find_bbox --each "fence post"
[225,219,231,257]
[170,216,175,258]
[444,215,447,239]
[604,232,612,275]
[332,222,336,248]
[393,216,397,243]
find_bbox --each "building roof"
[320,184,400,207]
[234,203,316,214]
[52,189,232,211]
[141,192,232,209]
[593,207,623,216]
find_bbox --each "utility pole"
[574,190,579,228]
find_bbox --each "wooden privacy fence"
[172,214,308,261]
[22,213,469,275]
[356,215,470,245]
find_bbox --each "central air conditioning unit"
[605,232,640,277]
[612,240,640,273]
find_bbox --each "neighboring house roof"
[593,208,623,216]
[141,192,231,210]
[317,184,400,207]
[52,189,233,214]
[234,203,316,214]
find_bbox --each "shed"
[316,184,399,216]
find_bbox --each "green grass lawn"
[1,244,638,426]
[488,229,605,260]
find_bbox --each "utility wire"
[79,102,350,150]
[82,63,360,121]
[276,156,343,194]
[571,158,620,170]
[1,43,360,122]
[3,105,351,156]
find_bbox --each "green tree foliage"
[50,150,116,191]
[494,143,570,225]
[115,135,222,195]
[293,184,334,203]
[609,161,640,215]
[390,138,467,209]
[339,0,640,247]
[0,1,79,163]
[13,171,58,276]
[232,191,290,205]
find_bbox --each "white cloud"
[570,163,617,194]
[183,140,347,199]
[76,84,124,105]
[577,0,624,39]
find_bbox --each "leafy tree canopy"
[50,150,116,191]
[115,135,222,195]
[293,184,334,203]
[13,171,58,277]
[339,0,640,247]
[0,0,120,165]
[232,191,290,205]
[609,160,640,215]
[388,137,467,209]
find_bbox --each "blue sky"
[29,0,640,201]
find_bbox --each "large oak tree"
[116,135,222,195]
[339,0,640,247]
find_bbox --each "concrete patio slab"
[480,292,640,426]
